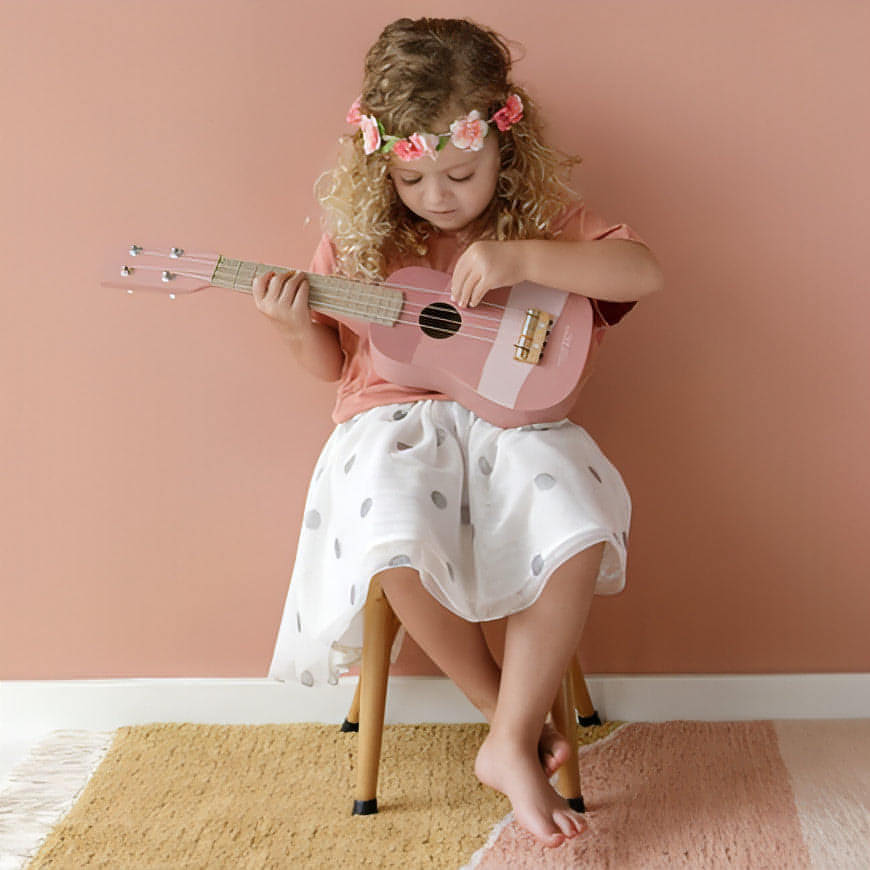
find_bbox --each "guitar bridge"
[513,308,554,364]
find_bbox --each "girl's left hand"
[450,241,526,307]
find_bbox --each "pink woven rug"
[468,719,870,869]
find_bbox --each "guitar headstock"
[102,243,220,297]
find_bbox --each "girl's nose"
[423,179,452,209]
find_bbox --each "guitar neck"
[210,256,403,327]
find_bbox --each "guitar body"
[329,267,593,428]
[103,245,594,428]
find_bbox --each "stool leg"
[341,679,361,732]
[551,671,585,813]
[352,579,400,816]
[571,655,602,727]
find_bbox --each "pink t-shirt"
[309,202,646,424]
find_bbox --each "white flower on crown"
[449,111,489,151]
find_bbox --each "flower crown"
[346,94,524,161]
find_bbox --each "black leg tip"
[340,718,359,732]
[352,798,378,815]
[577,711,602,727]
[568,796,586,813]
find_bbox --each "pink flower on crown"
[449,110,488,151]
[359,114,381,154]
[491,93,524,132]
[393,132,440,161]
[346,97,363,127]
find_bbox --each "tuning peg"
[129,244,142,256]
[120,265,133,276]
[170,247,184,258]
[161,270,174,282]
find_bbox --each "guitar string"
[127,263,514,338]
[123,264,514,346]
[134,248,513,316]
[131,254,506,329]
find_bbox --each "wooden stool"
[341,578,602,815]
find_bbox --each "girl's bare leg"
[376,568,567,773]
[474,543,604,847]
[481,618,572,778]
[375,566,501,721]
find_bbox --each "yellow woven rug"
[3,719,869,868]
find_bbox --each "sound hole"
[419,302,462,340]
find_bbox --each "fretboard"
[210,256,403,327]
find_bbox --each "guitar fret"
[209,257,404,327]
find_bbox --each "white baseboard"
[2,674,869,739]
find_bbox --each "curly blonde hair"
[317,17,581,282]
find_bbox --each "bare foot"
[538,719,571,778]
[475,729,586,847]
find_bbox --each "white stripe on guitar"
[475,282,568,409]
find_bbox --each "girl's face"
[388,132,500,232]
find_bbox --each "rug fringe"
[0,729,116,870]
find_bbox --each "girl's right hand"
[252,270,313,338]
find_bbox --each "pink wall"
[2,1,868,679]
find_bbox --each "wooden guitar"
[102,243,593,427]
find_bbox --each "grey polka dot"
[396,441,412,451]
[304,510,321,529]
[446,562,455,581]
[334,538,342,559]
[300,670,314,687]
[350,585,356,605]
[478,457,493,476]
[531,554,544,576]
[622,531,629,547]
[460,504,471,525]
[314,466,324,481]
[360,497,373,517]
[389,554,411,567]
[534,473,556,490]
[296,612,302,633]
[392,408,408,420]
[436,427,447,446]
[588,466,602,483]
[328,674,339,686]
[431,490,447,509]
[344,455,356,474]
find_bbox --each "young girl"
[260,17,662,847]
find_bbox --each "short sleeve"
[552,201,647,327]
[308,234,340,327]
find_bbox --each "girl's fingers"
[451,272,469,307]
[468,277,488,307]
[252,270,274,300]
[291,277,310,312]
[267,270,292,301]
[459,274,483,308]
[276,270,303,303]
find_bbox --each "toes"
[552,810,577,838]
[540,830,565,849]
[540,750,558,777]
[553,809,586,839]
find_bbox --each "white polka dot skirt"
[268,400,631,687]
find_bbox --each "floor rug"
[2,719,868,869]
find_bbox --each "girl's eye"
[448,174,473,183]
[398,177,421,186]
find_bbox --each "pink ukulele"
[102,243,594,428]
